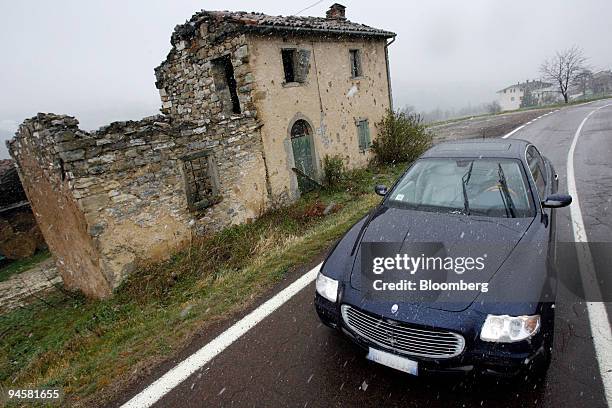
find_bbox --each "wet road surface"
[115,100,612,408]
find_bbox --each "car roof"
[422,139,531,159]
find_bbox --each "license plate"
[366,347,418,376]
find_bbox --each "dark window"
[182,151,221,211]
[349,49,362,78]
[211,55,241,114]
[281,48,310,84]
[357,119,371,151]
[282,49,296,83]
[291,119,312,138]
[526,146,546,200]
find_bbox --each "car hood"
[348,206,534,312]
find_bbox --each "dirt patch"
[0,258,61,313]
[429,108,555,143]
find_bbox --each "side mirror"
[374,184,388,196]
[542,193,572,208]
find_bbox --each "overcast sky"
[1,0,611,158]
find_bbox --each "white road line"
[502,123,526,139]
[502,111,549,139]
[121,263,322,408]
[566,103,612,407]
[502,108,565,139]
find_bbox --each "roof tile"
[175,9,395,42]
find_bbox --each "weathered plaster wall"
[249,34,391,200]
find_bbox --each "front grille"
[341,305,465,359]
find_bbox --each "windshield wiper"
[497,164,516,218]
[461,161,474,215]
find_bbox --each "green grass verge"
[427,94,612,127]
[0,163,406,406]
[0,250,51,283]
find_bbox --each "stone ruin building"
[7,4,396,298]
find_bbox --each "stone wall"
[155,24,255,125]
[8,111,268,297]
[8,115,111,297]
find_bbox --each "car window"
[526,146,546,200]
[387,158,535,218]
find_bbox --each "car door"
[526,145,557,280]
[526,145,549,201]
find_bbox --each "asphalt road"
[116,100,612,408]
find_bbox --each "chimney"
[326,3,346,20]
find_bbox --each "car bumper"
[314,293,547,377]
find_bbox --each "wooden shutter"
[295,49,311,83]
[350,50,362,78]
[358,120,371,151]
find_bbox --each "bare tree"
[540,46,588,103]
[487,100,501,114]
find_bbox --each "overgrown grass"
[0,163,406,407]
[0,250,51,282]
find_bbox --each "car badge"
[391,304,399,313]
[386,332,397,347]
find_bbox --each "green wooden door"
[291,135,315,193]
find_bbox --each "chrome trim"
[341,304,465,359]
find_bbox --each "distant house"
[496,80,555,111]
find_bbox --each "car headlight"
[480,314,540,342]
[316,271,338,303]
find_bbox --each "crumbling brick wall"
[9,111,268,297]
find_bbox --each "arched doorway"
[290,119,316,193]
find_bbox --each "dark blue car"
[315,139,572,379]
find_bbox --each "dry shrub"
[372,109,433,164]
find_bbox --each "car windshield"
[387,158,535,218]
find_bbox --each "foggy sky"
[1,0,611,158]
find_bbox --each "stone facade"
[8,5,394,298]
[9,112,268,297]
